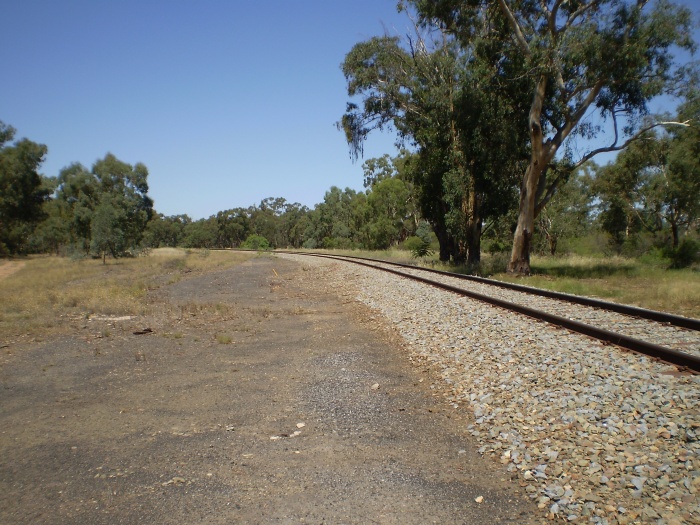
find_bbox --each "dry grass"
[216,334,233,344]
[0,249,253,340]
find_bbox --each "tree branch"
[497,0,531,57]
[574,120,691,168]
[562,0,604,33]
[551,79,606,151]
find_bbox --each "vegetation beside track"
[0,249,253,340]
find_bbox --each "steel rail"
[285,251,700,331]
[279,251,700,372]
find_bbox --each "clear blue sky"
[1,0,411,219]
[2,1,698,220]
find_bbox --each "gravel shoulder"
[0,254,542,524]
[282,254,699,525]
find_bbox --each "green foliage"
[91,154,154,257]
[241,234,270,251]
[49,153,153,259]
[485,240,509,255]
[340,11,530,264]
[402,236,424,252]
[534,166,594,256]
[90,199,124,262]
[0,121,50,255]
[404,0,695,273]
[303,186,360,249]
[592,92,700,256]
[407,237,434,259]
[182,218,217,248]
[216,208,250,248]
[143,214,191,248]
[664,239,700,269]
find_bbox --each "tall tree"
[340,31,473,260]
[90,198,124,263]
[216,208,250,248]
[341,9,529,263]
[143,214,192,248]
[55,163,99,253]
[54,154,153,257]
[407,0,695,273]
[91,153,154,256]
[0,122,50,255]
[593,93,700,251]
[660,92,700,246]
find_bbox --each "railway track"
[276,251,700,373]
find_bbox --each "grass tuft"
[216,334,233,344]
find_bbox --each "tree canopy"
[404,0,696,273]
[0,121,50,255]
[340,12,530,263]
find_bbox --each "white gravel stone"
[281,254,700,524]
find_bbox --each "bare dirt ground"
[0,260,25,281]
[0,255,544,524]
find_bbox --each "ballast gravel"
[279,254,700,525]
[363,261,700,356]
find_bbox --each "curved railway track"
[275,251,700,373]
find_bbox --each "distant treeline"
[1,116,697,270]
[2,1,699,270]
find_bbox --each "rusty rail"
[278,251,700,373]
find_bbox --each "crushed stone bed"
[362,260,700,357]
[280,254,700,525]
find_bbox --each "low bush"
[241,235,271,251]
[664,239,700,269]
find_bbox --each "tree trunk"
[508,162,544,275]
[452,241,467,264]
[466,218,482,265]
[508,75,550,275]
[465,190,482,265]
[433,222,453,262]
[671,221,679,249]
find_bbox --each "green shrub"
[402,236,424,252]
[485,239,509,254]
[241,235,271,251]
[665,239,700,269]
[406,237,434,259]
[302,238,317,249]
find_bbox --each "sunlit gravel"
[280,254,700,525]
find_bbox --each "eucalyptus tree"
[594,94,700,251]
[661,92,700,246]
[303,187,363,249]
[0,121,50,254]
[340,9,529,263]
[278,202,310,248]
[406,0,696,273]
[364,177,413,249]
[91,154,154,257]
[182,217,218,248]
[55,154,153,257]
[144,214,192,248]
[340,32,466,260]
[55,163,99,253]
[216,208,250,248]
[362,152,421,247]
